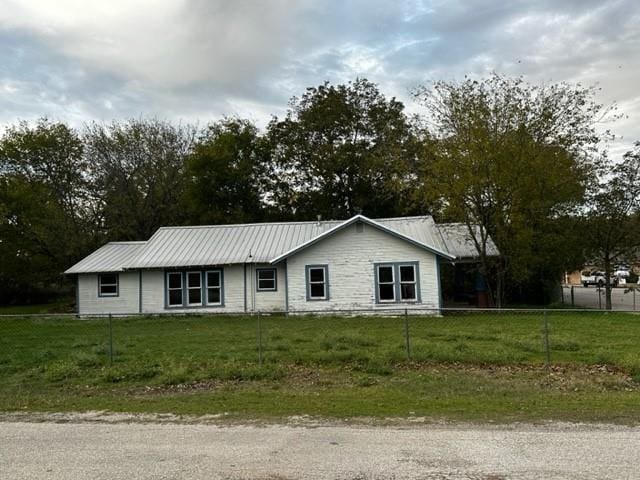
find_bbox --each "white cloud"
[0,0,638,157]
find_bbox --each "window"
[187,271,202,306]
[306,265,329,300]
[205,270,223,306]
[375,262,420,304]
[167,272,183,307]
[376,265,395,302]
[256,268,277,291]
[166,270,224,308]
[399,265,417,301]
[98,273,119,297]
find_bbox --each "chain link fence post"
[543,309,551,369]
[257,311,263,366]
[108,313,114,366]
[404,308,411,360]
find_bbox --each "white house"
[65,214,497,316]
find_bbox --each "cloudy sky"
[1,0,638,156]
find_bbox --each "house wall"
[77,272,140,315]
[286,223,441,313]
[139,263,286,314]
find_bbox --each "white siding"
[245,263,286,312]
[138,265,288,314]
[77,272,140,315]
[286,223,441,313]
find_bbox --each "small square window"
[256,268,277,291]
[98,273,119,297]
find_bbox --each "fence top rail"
[1,306,640,318]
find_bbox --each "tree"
[266,79,421,220]
[184,118,268,224]
[0,119,92,303]
[583,143,640,310]
[413,74,611,305]
[85,119,196,240]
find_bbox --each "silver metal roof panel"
[64,241,147,274]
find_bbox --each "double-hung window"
[98,273,119,297]
[186,271,202,306]
[205,270,222,306]
[375,262,420,304]
[167,272,184,307]
[166,270,224,308]
[306,265,329,300]
[256,268,277,291]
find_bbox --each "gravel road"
[2,419,639,479]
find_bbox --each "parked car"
[614,266,631,278]
[581,270,619,288]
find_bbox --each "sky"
[1,0,639,157]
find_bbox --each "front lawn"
[1,312,639,423]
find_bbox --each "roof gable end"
[269,214,455,264]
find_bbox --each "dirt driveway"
[2,416,639,479]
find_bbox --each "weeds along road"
[2,419,639,479]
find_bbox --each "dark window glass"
[208,289,220,304]
[169,289,183,306]
[188,288,201,305]
[400,265,415,282]
[187,272,201,288]
[379,284,395,301]
[100,284,117,295]
[207,271,220,287]
[101,274,117,285]
[309,268,325,283]
[310,283,325,298]
[378,266,393,283]
[400,284,416,300]
[168,273,182,289]
[257,269,276,290]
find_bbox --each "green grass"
[1,312,640,423]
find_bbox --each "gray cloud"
[0,0,638,156]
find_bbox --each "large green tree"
[184,118,268,224]
[267,79,421,220]
[414,75,610,304]
[583,142,640,309]
[0,119,91,303]
[85,119,196,240]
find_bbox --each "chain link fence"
[1,307,639,383]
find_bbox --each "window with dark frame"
[307,265,328,300]
[256,268,277,291]
[98,273,119,297]
[375,263,419,304]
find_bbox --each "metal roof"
[64,241,147,274]
[437,223,500,259]
[65,216,499,274]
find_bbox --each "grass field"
[1,312,639,423]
